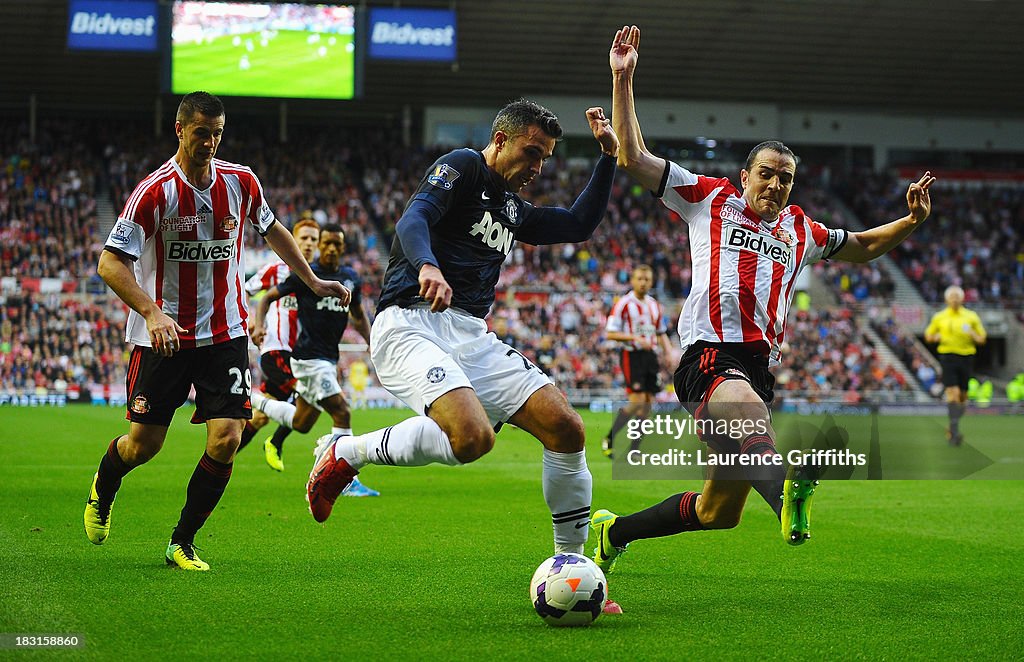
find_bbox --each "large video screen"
[171,2,357,100]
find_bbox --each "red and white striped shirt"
[105,157,276,348]
[659,162,846,364]
[605,290,666,352]
[244,261,298,354]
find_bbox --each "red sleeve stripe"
[261,265,276,288]
[608,295,628,332]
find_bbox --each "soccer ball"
[529,553,608,627]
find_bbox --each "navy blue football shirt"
[277,260,362,361]
[378,148,616,318]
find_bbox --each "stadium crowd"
[0,291,128,396]
[872,316,942,394]
[5,120,1019,401]
[1,121,102,281]
[840,170,1024,307]
[774,309,913,401]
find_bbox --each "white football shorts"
[370,304,553,426]
[290,357,343,410]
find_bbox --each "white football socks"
[543,449,592,555]
[251,392,295,429]
[332,427,352,437]
[334,416,460,469]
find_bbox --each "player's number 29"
[228,367,252,395]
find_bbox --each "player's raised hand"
[610,25,640,75]
[419,264,452,313]
[145,310,188,357]
[312,278,351,307]
[587,107,619,156]
[907,171,936,223]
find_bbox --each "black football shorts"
[125,336,252,426]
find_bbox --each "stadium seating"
[774,309,913,402]
[840,170,1024,306]
[6,122,1017,403]
[1,121,102,281]
[871,316,942,394]
[0,292,128,396]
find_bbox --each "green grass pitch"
[172,30,354,99]
[4,406,1022,659]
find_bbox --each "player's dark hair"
[745,140,797,171]
[491,98,563,142]
[320,224,344,236]
[176,91,225,124]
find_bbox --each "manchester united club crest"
[220,215,238,233]
[131,394,150,414]
[505,198,518,222]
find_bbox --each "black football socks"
[171,453,232,544]
[609,491,706,547]
[95,436,132,503]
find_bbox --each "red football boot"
[306,442,358,523]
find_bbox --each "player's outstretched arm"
[264,222,350,304]
[515,151,616,246]
[610,25,665,192]
[833,171,936,263]
[605,330,645,346]
[515,104,619,246]
[98,249,186,356]
[924,313,942,344]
